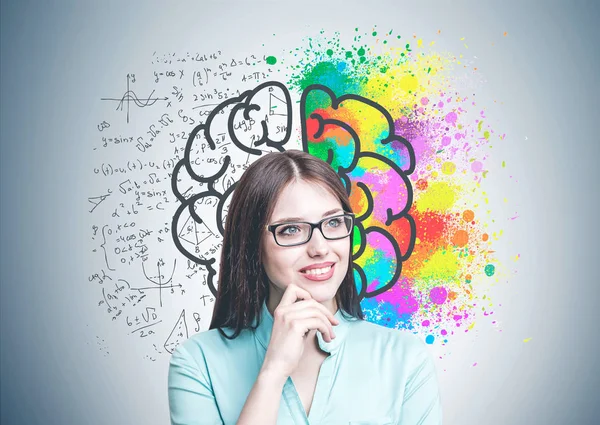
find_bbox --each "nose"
[306,227,329,257]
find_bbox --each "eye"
[277,225,302,236]
[325,217,343,228]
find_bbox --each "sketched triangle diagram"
[164,309,189,354]
[178,214,214,246]
[269,92,288,116]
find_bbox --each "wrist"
[258,365,288,387]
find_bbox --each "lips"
[299,261,335,272]
[299,263,336,281]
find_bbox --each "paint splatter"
[272,28,513,347]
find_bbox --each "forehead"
[270,180,342,221]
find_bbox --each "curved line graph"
[101,74,168,123]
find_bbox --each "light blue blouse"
[168,300,443,425]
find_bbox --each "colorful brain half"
[300,84,416,304]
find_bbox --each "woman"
[168,150,442,425]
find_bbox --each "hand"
[260,284,340,379]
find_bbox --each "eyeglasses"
[266,213,355,247]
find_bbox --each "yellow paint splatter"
[523,337,532,343]
[441,161,456,175]
[417,249,461,287]
[415,182,458,212]
[399,75,418,93]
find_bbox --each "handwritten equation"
[88,48,292,360]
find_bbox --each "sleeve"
[397,340,443,425]
[168,343,225,425]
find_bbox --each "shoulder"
[347,318,432,363]
[169,326,252,370]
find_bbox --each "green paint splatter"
[357,47,365,56]
[266,56,277,65]
[484,264,495,276]
[372,31,378,36]
[289,61,358,96]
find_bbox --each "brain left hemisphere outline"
[89,33,511,360]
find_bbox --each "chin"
[297,281,342,302]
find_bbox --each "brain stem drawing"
[171,81,416,304]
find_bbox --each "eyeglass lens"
[275,215,353,246]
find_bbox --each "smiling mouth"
[300,264,334,276]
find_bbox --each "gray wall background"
[1,1,599,424]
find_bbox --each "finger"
[291,317,335,343]
[284,309,336,341]
[278,283,312,308]
[285,299,339,326]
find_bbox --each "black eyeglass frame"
[265,213,355,247]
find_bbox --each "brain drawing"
[171,81,415,303]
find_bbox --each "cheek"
[263,246,302,280]
[334,238,351,258]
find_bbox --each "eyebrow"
[272,208,344,224]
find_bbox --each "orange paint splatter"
[463,210,475,222]
[452,230,469,247]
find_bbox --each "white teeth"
[302,265,333,275]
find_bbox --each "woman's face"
[261,179,351,313]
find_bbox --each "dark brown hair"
[209,149,364,339]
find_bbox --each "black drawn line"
[129,320,162,335]
[171,82,293,297]
[269,92,288,116]
[178,214,215,246]
[299,83,417,298]
[130,284,181,291]
[192,103,221,109]
[193,312,201,332]
[100,225,115,271]
[101,74,168,123]
[167,80,417,302]
[102,287,112,309]
[141,258,177,307]
[164,310,188,354]
[88,191,111,213]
